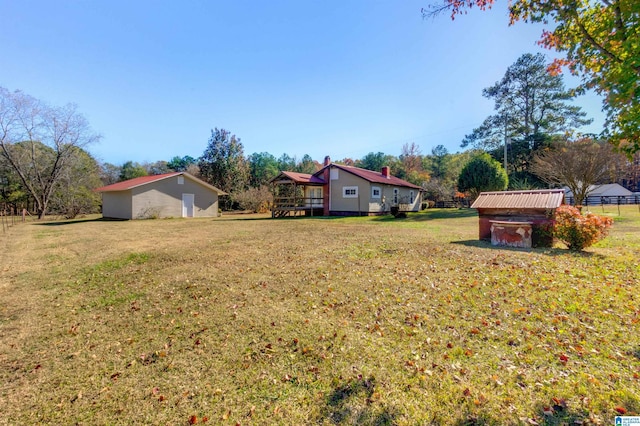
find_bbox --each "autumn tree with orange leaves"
[423,0,640,156]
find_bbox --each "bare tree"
[531,138,623,206]
[400,142,422,174]
[0,87,100,218]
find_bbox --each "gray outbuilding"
[96,172,226,219]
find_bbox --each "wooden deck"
[272,197,324,218]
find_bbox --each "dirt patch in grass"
[1,208,639,425]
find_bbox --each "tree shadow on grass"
[319,376,399,425]
[451,240,607,259]
[371,208,478,223]
[34,217,126,226]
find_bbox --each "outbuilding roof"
[95,172,226,194]
[471,189,565,209]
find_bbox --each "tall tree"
[100,162,121,185]
[458,153,508,200]
[199,128,249,194]
[295,154,317,174]
[167,155,196,172]
[462,53,591,152]
[0,152,29,210]
[530,138,623,206]
[0,87,100,218]
[277,153,296,172]
[355,152,395,172]
[119,161,147,181]
[424,0,640,154]
[248,152,279,187]
[49,147,102,219]
[400,143,423,174]
[426,145,450,180]
[144,160,171,175]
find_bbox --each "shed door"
[182,193,194,217]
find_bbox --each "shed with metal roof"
[471,189,565,247]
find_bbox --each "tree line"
[1,49,638,218]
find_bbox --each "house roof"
[271,171,325,185]
[471,189,565,209]
[313,164,423,190]
[95,172,226,194]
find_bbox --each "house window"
[393,188,399,204]
[330,168,339,180]
[343,186,358,198]
[371,186,381,199]
[177,176,184,185]
[410,190,415,203]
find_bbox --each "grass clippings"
[0,207,639,425]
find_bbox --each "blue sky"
[0,0,605,166]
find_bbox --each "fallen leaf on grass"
[615,406,627,415]
[189,415,198,424]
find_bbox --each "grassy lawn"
[0,207,639,425]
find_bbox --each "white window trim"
[177,176,185,185]
[371,186,381,199]
[343,186,358,198]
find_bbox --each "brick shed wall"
[477,208,555,246]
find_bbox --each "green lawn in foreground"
[0,207,638,425]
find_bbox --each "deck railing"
[272,196,324,217]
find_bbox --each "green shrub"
[553,205,613,251]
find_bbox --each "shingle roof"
[95,172,226,194]
[313,164,422,190]
[471,189,565,209]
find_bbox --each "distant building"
[564,183,632,205]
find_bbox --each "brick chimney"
[381,166,390,178]
[324,156,331,166]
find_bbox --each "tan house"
[272,157,423,217]
[96,172,226,219]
